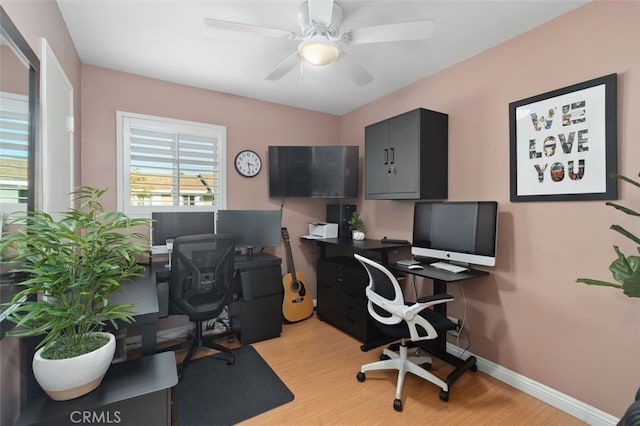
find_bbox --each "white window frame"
[116,111,227,215]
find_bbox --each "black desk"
[388,262,489,388]
[312,237,409,264]
[17,352,177,426]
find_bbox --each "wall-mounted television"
[268,145,358,198]
[411,201,499,268]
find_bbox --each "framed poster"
[509,73,617,202]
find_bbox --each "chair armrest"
[403,293,454,327]
[416,293,454,305]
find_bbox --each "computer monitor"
[216,209,282,255]
[151,212,215,251]
[411,201,498,268]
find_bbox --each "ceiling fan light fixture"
[298,39,340,66]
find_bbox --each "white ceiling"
[56,0,588,115]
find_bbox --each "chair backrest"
[169,233,235,321]
[354,253,442,341]
[354,254,406,325]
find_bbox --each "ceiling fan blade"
[265,52,300,81]
[334,53,373,86]
[348,20,435,44]
[307,0,334,25]
[204,18,294,40]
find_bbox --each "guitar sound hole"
[291,281,300,292]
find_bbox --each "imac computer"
[216,209,282,256]
[411,201,498,272]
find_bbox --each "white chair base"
[359,339,448,404]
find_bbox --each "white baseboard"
[447,343,619,426]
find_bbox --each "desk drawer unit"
[230,258,283,344]
[317,256,380,343]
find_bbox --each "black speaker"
[326,204,356,238]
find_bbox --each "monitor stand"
[164,239,174,268]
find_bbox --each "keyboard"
[430,261,468,274]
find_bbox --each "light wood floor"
[176,314,586,425]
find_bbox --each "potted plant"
[576,172,640,297]
[348,211,366,241]
[0,186,150,400]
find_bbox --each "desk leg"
[422,279,477,387]
[140,324,158,355]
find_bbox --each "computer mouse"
[408,264,423,270]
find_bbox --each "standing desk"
[388,262,488,387]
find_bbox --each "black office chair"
[162,233,237,377]
[353,254,458,412]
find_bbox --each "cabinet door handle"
[390,147,395,164]
[384,148,388,165]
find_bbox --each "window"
[117,111,226,215]
[0,92,29,213]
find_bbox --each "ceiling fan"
[204,0,435,86]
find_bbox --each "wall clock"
[234,150,262,177]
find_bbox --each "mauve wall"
[80,65,341,289]
[340,0,640,417]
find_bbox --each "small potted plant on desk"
[348,211,366,241]
[0,186,150,400]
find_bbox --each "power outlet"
[447,315,462,336]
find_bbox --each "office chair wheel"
[439,390,449,402]
[227,335,235,343]
[420,362,432,370]
[393,399,403,412]
[356,372,366,382]
[380,354,390,361]
[470,363,478,372]
[226,357,235,366]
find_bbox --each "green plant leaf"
[0,186,150,352]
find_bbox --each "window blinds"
[0,94,29,206]
[125,117,221,208]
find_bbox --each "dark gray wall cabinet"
[365,108,448,200]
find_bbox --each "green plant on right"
[576,173,640,298]
[347,211,365,231]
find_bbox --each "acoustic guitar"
[280,227,314,322]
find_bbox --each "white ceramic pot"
[352,230,365,241]
[32,331,116,401]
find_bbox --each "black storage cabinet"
[230,254,283,344]
[316,256,381,343]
